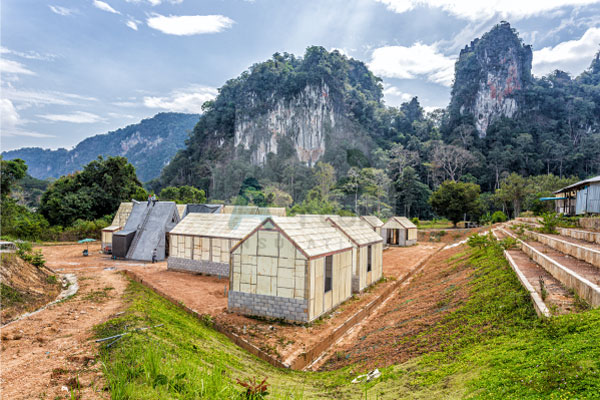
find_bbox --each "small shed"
[382,217,417,246]
[222,205,286,216]
[360,215,385,240]
[326,217,383,293]
[101,202,133,253]
[112,201,179,261]
[228,216,353,323]
[554,175,600,216]
[168,213,266,276]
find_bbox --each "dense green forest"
[152,23,599,219]
[3,23,599,241]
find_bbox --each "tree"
[431,144,475,183]
[395,167,431,218]
[1,158,27,199]
[495,173,530,218]
[39,156,144,226]
[430,181,481,226]
[313,162,336,201]
[160,186,207,204]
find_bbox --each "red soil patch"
[319,244,473,372]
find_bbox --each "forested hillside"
[153,22,599,219]
[2,113,199,182]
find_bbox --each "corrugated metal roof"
[360,215,384,228]
[555,175,600,194]
[170,213,267,239]
[270,216,353,258]
[327,216,383,247]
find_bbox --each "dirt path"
[0,243,128,400]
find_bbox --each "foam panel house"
[168,213,266,277]
[228,216,353,323]
[382,217,417,246]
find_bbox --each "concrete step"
[513,221,600,246]
[502,227,600,308]
[493,229,574,317]
[523,229,600,269]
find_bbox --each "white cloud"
[147,14,234,35]
[93,0,120,14]
[143,85,217,113]
[126,20,139,30]
[2,86,97,107]
[39,111,105,123]
[0,59,36,76]
[125,0,184,5]
[374,0,600,21]
[1,99,55,138]
[533,27,600,76]
[383,84,413,101]
[369,43,456,86]
[49,5,75,16]
[1,46,56,61]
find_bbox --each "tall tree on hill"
[39,156,145,226]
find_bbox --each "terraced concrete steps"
[501,227,600,308]
[493,229,573,317]
[514,221,600,246]
[523,229,600,269]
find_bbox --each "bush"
[539,212,559,234]
[491,211,507,223]
[411,217,420,226]
[15,241,46,268]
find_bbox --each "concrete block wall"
[519,238,600,308]
[558,227,600,245]
[167,256,229,277]
[578,218,600,232]
[228,290,309,322]
[527,230,600,268]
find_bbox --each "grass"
[96,239,600,399]
[418,219,454,229]
[1,283,25,307]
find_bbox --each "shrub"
[491,211,507,223]
[411,217,420,226]
[539,212,559,234]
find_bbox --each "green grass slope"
[96,237,600,399]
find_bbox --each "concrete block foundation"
[167,257,229,277]
[228,290,309,322]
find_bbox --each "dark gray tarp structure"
[113,200,180,261]
[178,204,223,219]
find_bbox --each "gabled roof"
[326,216,383,247]
[382,216,417,230]
[233,216,353,259]
[555,175,600,194]
[176,204,187,219]
[360,215,384,228]
[222,205,286,216]
[170,213,267,240]
[111,202,133,227]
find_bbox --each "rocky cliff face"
[450,22,532,137]
[234,84,335,166]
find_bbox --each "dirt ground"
[0,227,480,399]
[1,243,128,400]
[318,244,473,372]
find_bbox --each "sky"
[1,0,600,151]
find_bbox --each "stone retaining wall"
[526,230,600,269]
[167,257,229,277]
[578,218,600,232]
[558,227,600,246]
[228,291,309,322]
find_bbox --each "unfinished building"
[326,216,383,292]
[112,201,180,261]
[360,215,385,240]
[382,217,417,246]
[228,216,353,322]
[222,205,286,216]
[176,203,223,219]
[101,202,132,253]
[168,213,266,276]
